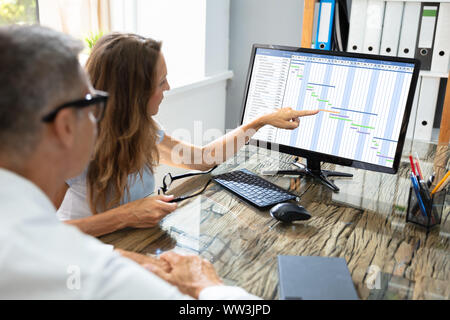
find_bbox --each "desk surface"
[100,140,450,300]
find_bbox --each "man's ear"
[51,109,78,149]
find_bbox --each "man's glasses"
[41,90,109,123]
[158,165,218,203]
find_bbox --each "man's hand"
[116,248,171,272]
[144,251,223,299]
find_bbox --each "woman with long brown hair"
[56,33,318,237]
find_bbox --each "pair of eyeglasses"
[41,90,109,123]
[158,165,218,203]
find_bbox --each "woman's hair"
[85,33,162,213]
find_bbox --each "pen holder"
[406,183,448,230]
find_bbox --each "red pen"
[414,153,423,180]
[409,155,417,176]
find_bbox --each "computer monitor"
[241,45,421,192]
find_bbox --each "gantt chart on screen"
[242,49,414,168]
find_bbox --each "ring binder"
[346,0,367,53]
[398,2,422,58]
[362,0,385,55]
[430,3,450,73]
[315,0,335,51]
[379,1,404,57]
[415,3,440,71]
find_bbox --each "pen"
[427,173,435,188]
[410,173,427,217]
[414,153,423,180]
[409,155,417,176]
[431,171,450,195]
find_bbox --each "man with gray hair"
[0,25,258,299]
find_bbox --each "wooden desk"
[100,141,450,300]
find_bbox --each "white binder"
[406,79,421,140]
[412,77,440,141]
[431,3,450,73]
[346,0,367,53]
[398,2,421,58]
[379,1,404,57]
[362,0,385,55]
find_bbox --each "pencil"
[431,171,450,195]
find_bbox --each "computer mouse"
[270,202,311,223]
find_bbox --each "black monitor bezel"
[240,44,421,174]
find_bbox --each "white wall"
[156,80,228,138]
[205,0,230,76]
[226,0,304,129]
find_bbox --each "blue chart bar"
[308,82,336,88]
[331,107,378,116]
[373,137,398,143]
[376,154,394,160]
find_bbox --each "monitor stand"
[267,158,353,192]
[302,159,353,192]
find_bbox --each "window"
[38,0,109,44]
[136,0,206,88]
[110,0,207,88]
[0,0,39,25]
[6,0,229,88]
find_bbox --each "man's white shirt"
[0,168,259,300]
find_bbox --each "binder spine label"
[415,3,440,70]
[418,7,438,49]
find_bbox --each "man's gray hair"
[0,25,85,155]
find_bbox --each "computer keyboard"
[212,168,298,209]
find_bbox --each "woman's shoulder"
[66,167,88,188]
[154,119,165,144]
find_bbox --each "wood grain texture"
[100,141,449,300]
[438,73,450,145]
[301,0,316,48]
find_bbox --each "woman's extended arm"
[159,107,319,171]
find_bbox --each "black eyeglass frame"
[41,90,109,123]
[158,165,218,203]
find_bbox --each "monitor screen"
[241,45,420,174]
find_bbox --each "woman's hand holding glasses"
[122,194,178,228]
